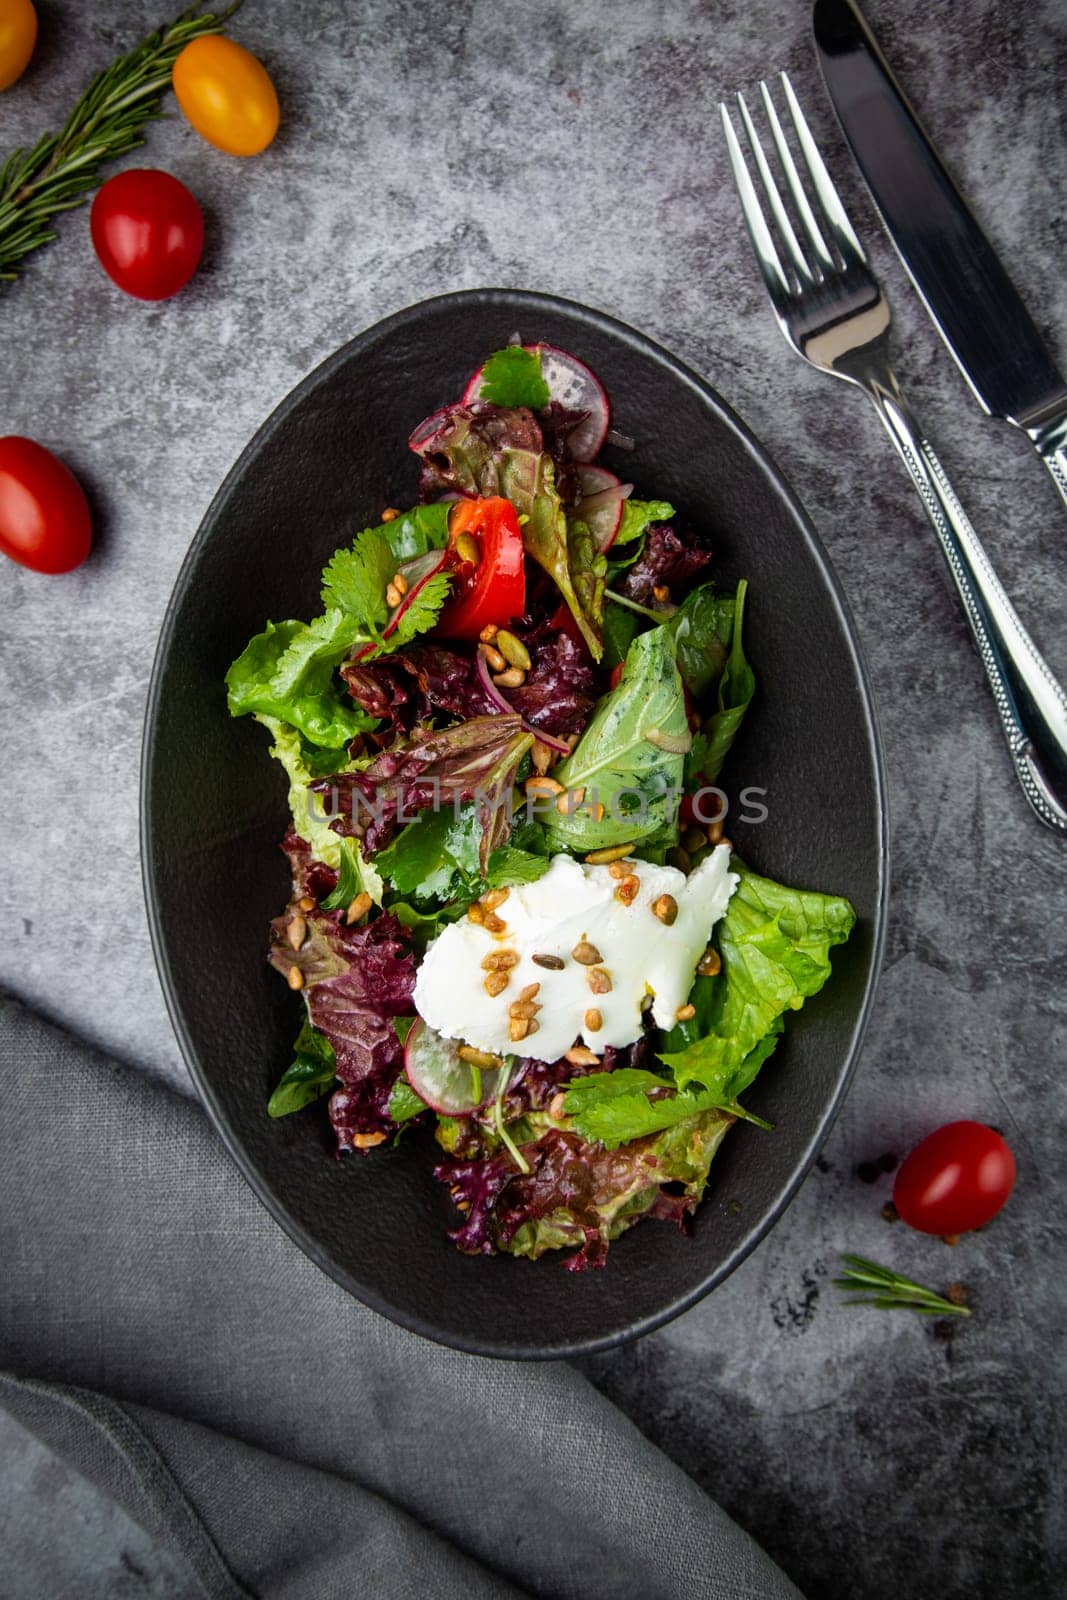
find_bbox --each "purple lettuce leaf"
[341,643,497,737]
[508,617,600,737]
[412,403,545,500]
[619,525,715,605]
[269,904,416,1151]
[312,714,533,868]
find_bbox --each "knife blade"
[813,0,1067,512]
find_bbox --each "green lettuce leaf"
[258,718,382,894]
[561,1063,769,1149]
[502,1111,734,1261]
[226,616,369,748]
[659,860,855,1093]
[544,626,688,851]
[267,1019,338,1118]
[477,346,550,409]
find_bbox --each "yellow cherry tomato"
[0,0,37,93]
[172,35,279,157]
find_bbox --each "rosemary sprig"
[835,1254,971,1317]
[0,2,242,286]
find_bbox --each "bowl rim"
[140,286,890,1359]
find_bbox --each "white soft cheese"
[413,846,738,1063]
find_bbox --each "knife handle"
[1024,407,1067,515]
[864,372,1067,835]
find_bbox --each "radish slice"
[474,650,570,754]
[461,344,610,462]
[573,464,633,551]
[351,548,451,662]
[404,1018,508,1115]
[408,406,455,454]
[528,344,610,461]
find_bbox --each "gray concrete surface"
[1,1,1064,1596]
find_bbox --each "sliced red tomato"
[437,497,525,638]
[549,601,588,653]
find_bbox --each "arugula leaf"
[267,1020,338,1118]
[602,602,638,672]
[388,1076,428,1123]
[666,584,737,699]
[614,498,675,547]
[566,517,607,648]
[659,859,854,1093]
[477,346,550,409]
[544,626,688,851]
[226,617,369,748]
[701,581,754,781]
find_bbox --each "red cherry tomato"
[893,1120,1016,1236]
[437,497,526,638]
[0,436,92,573]
[90,169,204,301]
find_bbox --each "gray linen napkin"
[0,991,802,1599]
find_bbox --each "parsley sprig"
[0,3,242,286]
[836,1255,971,1317]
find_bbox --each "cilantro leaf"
[477,346,550,409]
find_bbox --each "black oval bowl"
[141,289,888,1359]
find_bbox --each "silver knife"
[813,0,1067,512]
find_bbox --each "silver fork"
[722,74,1067,836]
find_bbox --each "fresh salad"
[226,341,855,1271]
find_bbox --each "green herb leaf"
[267,1020,337,1118]
[320,506,451,631]
[477,346,550,409]
[388,1077,428,1124]
[544,626,688,851]
[613,499,675,547]
[0,2,243,287]
[835,1255,971,1317]
[375,805,550,904]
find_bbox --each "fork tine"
[779,72,867,268]
[719,102,792,306]
[758,80,836,276]
[735,91,816,289]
